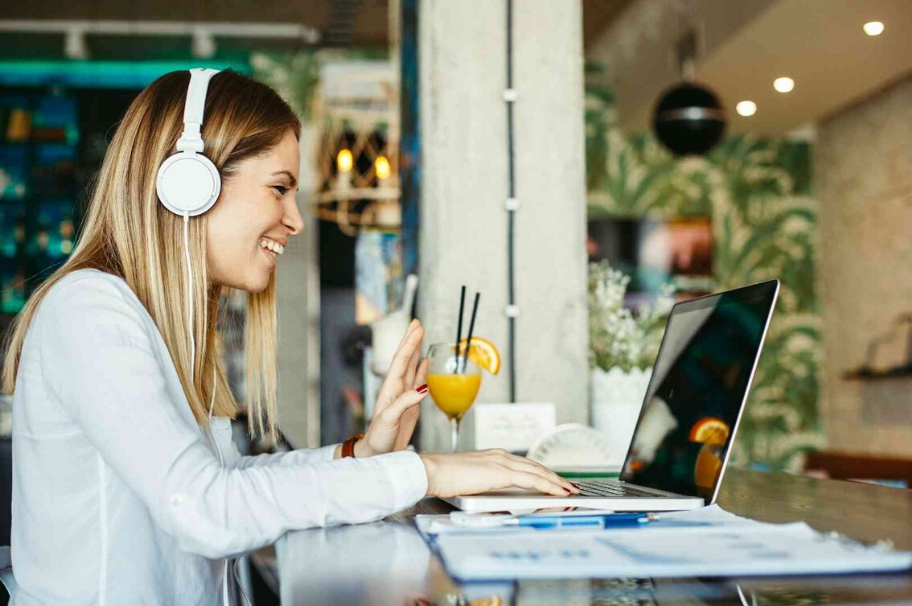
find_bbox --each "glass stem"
[450,417,460,453]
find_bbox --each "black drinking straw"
[463,293,481,373]
[454,286,466,374]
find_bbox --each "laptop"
[446,279,780,513]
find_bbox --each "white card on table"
[473,403,556,452]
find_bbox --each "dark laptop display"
[620,280,778,500]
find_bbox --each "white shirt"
[10,269,429,605]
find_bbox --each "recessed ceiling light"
[736,101,757,117]
[774,77,795,93]
[864,21,885,36]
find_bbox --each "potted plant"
[588,261,674,465]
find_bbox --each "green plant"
[588,262,675,373]
[250,51,321,121]
[585,63,822,471]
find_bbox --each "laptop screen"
[619,280,778,501]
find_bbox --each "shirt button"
[170,494,186,506]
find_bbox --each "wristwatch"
[341,433,366,458]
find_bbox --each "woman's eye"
[272,185,289,196]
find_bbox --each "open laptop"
[446,279,780,513]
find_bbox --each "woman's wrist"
[332,434,373,459]
[353,438,373,458]
[418,453,437,497]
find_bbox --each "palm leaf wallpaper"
[585,63,823,471]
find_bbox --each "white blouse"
[10,269,428,605]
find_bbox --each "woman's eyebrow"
[271,170,298,187]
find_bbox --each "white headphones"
[155,67,224,435]
[155,70,224,462]
[156,68,222,217]
[158,69,246,605]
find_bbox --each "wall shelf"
[842,366,912,381]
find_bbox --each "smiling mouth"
[259,237,285,257]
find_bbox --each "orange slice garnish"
[452,337,501,375]
[689,417,730,445]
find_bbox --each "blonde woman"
[0,69,577,605]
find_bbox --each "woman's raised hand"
[418,450,580,498]
[356,319,429,458]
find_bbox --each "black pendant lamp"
[652,32,726,156]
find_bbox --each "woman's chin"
[248,272,271,293]
[214,270,271,294]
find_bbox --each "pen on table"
[514,512,649,529]
[449,511,652,529]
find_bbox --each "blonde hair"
[1,69,301,440]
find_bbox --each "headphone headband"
[176,68,220,154]
[156,67,222,218]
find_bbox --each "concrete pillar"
[275,127,321,449]
[416,0,589,451]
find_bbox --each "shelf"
[842,366,912,381]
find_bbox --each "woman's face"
[206,129,304,292]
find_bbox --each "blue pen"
[447,511,652,529]
[513,512,649,529]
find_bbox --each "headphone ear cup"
[156,152,222,217]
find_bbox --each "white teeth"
[260,238,284,256]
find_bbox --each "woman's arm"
[38,276,428,560]
[234,445,339,468]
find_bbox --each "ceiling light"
[864,21,885,36]
[736,101,757,117]
[774,77,795,93]
[64,29,89,60]
[192,30,217,59]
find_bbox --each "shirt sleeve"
[37,276,429,560]
[234,444,339,469]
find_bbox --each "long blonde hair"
[1,69,301,440]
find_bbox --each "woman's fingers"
[375,324,424,414]
[381,385,429,424]
[386,325,424,381]
[413,357,429,389]
[395,318,419,352]
[405,346,421,387]
[504,457,578,494]
[509,470,570,497]
[482,449,577,495]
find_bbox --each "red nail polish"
[417,384,428,394]
[563,488,571,494]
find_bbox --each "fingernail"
[563,488,571,494]
[417,384,428,394]
[571,482,580,489]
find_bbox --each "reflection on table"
[276,469,912,606]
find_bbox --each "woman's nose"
[284,197,305,236]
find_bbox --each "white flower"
[588,261,675,372]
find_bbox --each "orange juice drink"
[426,374,482,421]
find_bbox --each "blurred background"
[2,3,912,596]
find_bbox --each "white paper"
[431,505,912,580]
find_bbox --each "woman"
[0,69,577,605]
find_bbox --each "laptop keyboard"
[575,480,666,498]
